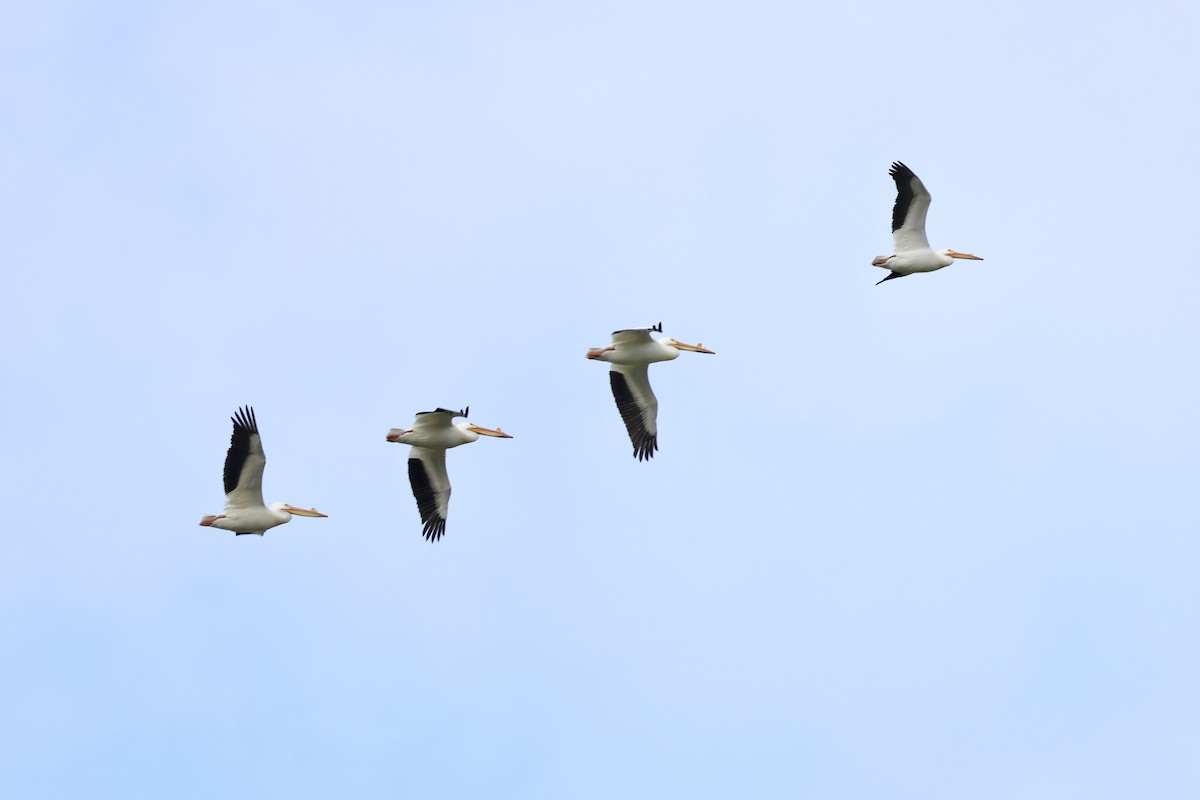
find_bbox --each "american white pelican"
[199,406,328,535]
[386,407,513,541]
[586,323,715,461]
[872,161,983,285]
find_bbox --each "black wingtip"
[876,271,906,285]
[609,370,658,461]
[231,405,258,433]
[408,457,448,543]
[651,322,662,333]
[632,439,658,461]
[888,162,919,232]
[422,520,446,541]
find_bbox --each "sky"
[2,1,1199,797]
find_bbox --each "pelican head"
[451,421,514,445]
[271,502,329,518]
[940,249,983,261]
[464,423,513,438]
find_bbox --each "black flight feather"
[610,370,657,461]
[417,407,468,418]
[889,161,917,233]
[223,406,258,496]
[408,457,447,541]
[611,322,663,336]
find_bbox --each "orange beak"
[669,341,716,354]
[282,505,329,518]
[467,424,514,438]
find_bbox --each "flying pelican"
[386,407,513,541]
[872,161,983,285]
[586,323,715,461]
[199,406,328,535]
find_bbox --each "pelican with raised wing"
[872,161,983,285]
[199,406,328,535]
[386,407,513,541]
[587,323,715,461]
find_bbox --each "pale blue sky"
[2,1,1199,797]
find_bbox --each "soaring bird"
[586,323,715,461]
[199,406,328,535]
[386,407,513,541]
[872,161,983,285]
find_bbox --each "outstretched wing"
[411,408,465,433]
[609,364,659,461]
[408,446,451,541]
[889,161,933,253]
[223,406,266,511]
[610,322,661,346]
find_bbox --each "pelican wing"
[411,407,465,432]
[609,364,659,461]
[223,406,266,511]
[889,161,932,253]
[610,322,662,346]
[408,445,451,541]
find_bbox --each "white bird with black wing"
[872,161,983,285]
[199,406,328,535]
[386,407,513,541]
[587,323,715,461]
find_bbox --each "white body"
[209,501,297,534]
[387,418,486,450]
[589,336,682,367]
[882,248,956,275]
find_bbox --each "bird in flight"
[199,406,328,535]
[386,407,513,541]
[872,161,983,285]
[587,323,714,461]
